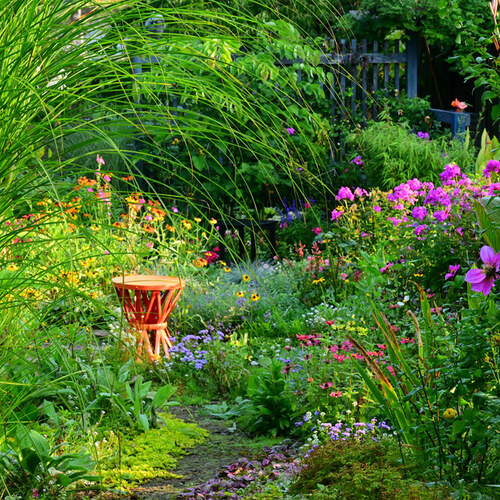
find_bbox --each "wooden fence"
[132,29,470,154]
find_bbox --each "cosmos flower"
[465,245,500,295]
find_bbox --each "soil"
[126,406,262,500]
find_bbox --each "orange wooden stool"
[112,275,185,361]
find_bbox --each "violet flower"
[465,245,500,295]
[445,264,460,280]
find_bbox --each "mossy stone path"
[128,406,273,499]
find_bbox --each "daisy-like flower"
[236,291,244,298]
[312,277,325,285]
[224,267,231,273]
[251,293,260,302]
[209,218,217,225]
[465,245,500,296]
[182,220,192,230]
[242,274,250,282]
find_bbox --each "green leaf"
[138,414,150,432]
[152,384,177,408]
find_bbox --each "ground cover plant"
[0,1,499,499]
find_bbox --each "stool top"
[112,274,185,291]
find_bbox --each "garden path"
[127,406,258,499]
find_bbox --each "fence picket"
[372,40,378,120]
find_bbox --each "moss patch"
[101,413,208,490]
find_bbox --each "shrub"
[351,121,475,188]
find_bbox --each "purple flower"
[372,205,382,212]
[432,209,449,222]
[483,159,500,178]
[380,262,394,274]
[414,224,428,237]
[465,245,500,295]
[417,131,430,140]
[331,209,343,220]
[440,164,462,182]
[286,127,295,135]
[411,206,428,221]
[445,265,460,280]
[337,187,355,201]
[350,155,364,165]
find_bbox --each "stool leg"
[140,329,154,361]
[154,330,161,357]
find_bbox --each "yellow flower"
[6,264,18,272]
[224,267,231,273]
[194,217,202,223]
[219,261,227,266]
[182,220,192,230]
[312,277,325,285]
[251,293,260,302]
[442,408,457,420]
[209,218,217,225]
[242,274,250,282]
[236,291,244,297]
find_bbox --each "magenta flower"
[483,159,500,178]
[465,246,500,295]
[337,187,355,201]
[312,227,322,235]
[350,155,364,165]
[445,264,460,280]
[331,209,343,220]
[286,127,295,135]
[96,154,105,165]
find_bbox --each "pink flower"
[103,174,111,182]
[483,159,500,178]
[380,262,393,274]
[145,214,153,221]
[445,264,460,280]
[451,98,467,111]
[337,187,355,201]
[331,209,343,220]
[372,205,382,212]
[465,245,500,295]
[312,227,322,235]
[146,242,153,248]
[96,154,105,165]
[387,366,395,376]
[286,127,295,135]
[320,381,334,389]
[329,390,343,398]
[172,207,179,213]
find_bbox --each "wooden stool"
[112,275,185,361]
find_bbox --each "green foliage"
[132,19,336,211]
[351,121,475,188]
[291,438,447,500]
[349,290,500,484]
[240,358,298,437]
[0,427,96,499]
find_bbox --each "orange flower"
[451,98,467,111]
